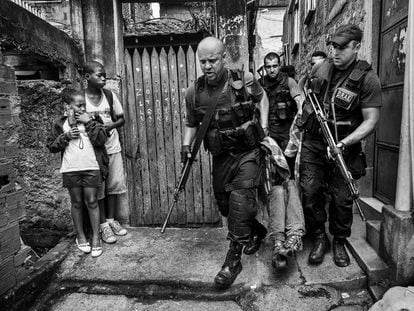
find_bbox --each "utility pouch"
[333,87,358,111]
[276,102,288,120]
[232,101,253,124]
[347,151,367,180]
[204,129,223,156]
[241,120,264,149]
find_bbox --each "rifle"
[161,70,227,233]
[160,150,196,233]
[303,87,366,222]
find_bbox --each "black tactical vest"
[302,59,372,138]
[194,70,263,156]
[261,73,297,125]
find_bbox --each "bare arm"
[106,115,125,131]
[183,125,197,146]
[340,107,380,146]
[293,94,304,115]
[257,91,269,130]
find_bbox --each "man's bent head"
[197,37,226,83]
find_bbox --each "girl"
[47,88,108,257]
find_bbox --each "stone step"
[358,197,383,221]
[366,220,381,254]
[346,237,388,285]
[368,283,389,302]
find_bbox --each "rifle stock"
[304,88,366,221]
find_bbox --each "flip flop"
[76,239,91,253]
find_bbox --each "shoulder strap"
[346,60,372,89]
[102,88,116,122]
[190,78,229,159]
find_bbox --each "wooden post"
[70,0,85,59]
[215,0,248,70]
[395,1,414,212]
[82,0,104,63]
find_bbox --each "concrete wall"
[0,1,83,81]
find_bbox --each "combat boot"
[333,237,350,267]
[214,241,243,289]
[308,230,330,264]
[243,219,268,255]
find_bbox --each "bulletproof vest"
[261,73,297,124]
[302,59,372,138]
[194,69,262,156]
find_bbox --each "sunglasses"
[330,40,354,50]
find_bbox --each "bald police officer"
[300,24,381,267]
[182,37,269,288]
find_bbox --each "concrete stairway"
[347,197,390,301]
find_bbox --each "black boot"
[214,241,243,289]
[243,220,268,255]
[308,231,330,264]
[333,237,350,267]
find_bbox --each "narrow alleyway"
[28,225,372,311]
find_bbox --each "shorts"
[98,152,127,198]
[62,170,102,188]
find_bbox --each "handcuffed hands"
[181,145,192,164]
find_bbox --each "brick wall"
[0,53,30,296]
[285,0,368,77]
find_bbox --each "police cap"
[328,24,363,48]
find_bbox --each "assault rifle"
[303,87,366,222]
[160,151,196,233]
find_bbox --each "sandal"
[76,239,91,253]
[91,246,103,258]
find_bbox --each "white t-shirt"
[60,120,100,173]
[85,89,123,155]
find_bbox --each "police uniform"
[300,58,382,239]
[260,73,301,151]
[185,69,265,244]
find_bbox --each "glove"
[181,145,191,164]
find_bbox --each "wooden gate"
[123,45,220,227]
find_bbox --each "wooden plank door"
[374,0,408,203]
[124,46,220,227]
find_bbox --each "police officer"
[182,37,269,288]
[260,53,303,161]
[300,24,381,267]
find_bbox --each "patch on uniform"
[333,87,358,110]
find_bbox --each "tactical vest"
[194,70,264,156]
[302,59,372,139]
[261,73,297,125]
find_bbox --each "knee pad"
[229,189,256,217]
